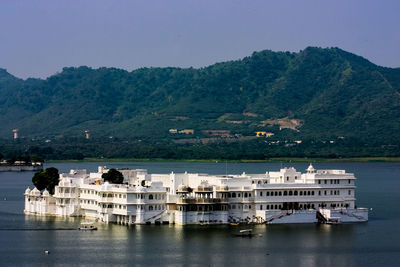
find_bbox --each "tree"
[102,168,124,184]
[30,154,44,163]
[32,167,59,194]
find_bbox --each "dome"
[42,189,50,196]
[31,187,40,196]
[25,187,31,195]
[307,164,315,173]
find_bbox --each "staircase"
[145,210,167,223]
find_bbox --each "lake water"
[0,162,399,266]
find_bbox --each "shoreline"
[45,157,400,164]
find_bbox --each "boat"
[234,229,253,237]
[230,223,239,226]
[78,222,97,230]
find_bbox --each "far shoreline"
[45,157,400,164]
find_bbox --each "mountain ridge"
[1,47,399,146]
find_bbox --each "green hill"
[1,47,399,159]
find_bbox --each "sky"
[0,0,399,79]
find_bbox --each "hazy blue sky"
[1,0,399,79]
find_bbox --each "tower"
[12,129,18,139]
[84,130,90,139]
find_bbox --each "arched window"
[228,193,231,198]
[266,192,270,196]
[289,191,293,196]
[258,181,261,184]
[260,205,263,210]
[149,194,153,200]
[232,193,236,198]
[245,193,248,198]
[149,205,153,211]
[260,191,263,197]
[279,191,282,196]
[284,191,288,196]
[294,191,298,196]
[266,205,269,209]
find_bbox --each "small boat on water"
[79,222,97,231]
[234,229,253,237]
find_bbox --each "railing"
[177,198,227,204]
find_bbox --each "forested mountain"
[1,47,399,159]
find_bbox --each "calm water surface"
[0,162,399,266]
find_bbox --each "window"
[244,193,248,198]
[266,192,269,196]
[324,180,327,184]
[232,193,236,198]
[284,191,288,196]
[348,179,351,184]
[289,191,293,196]
[260,192,263,197]
[260,205,263,210]
[149,194,153,200]
[286,177,289,181]
[348,190,351,195]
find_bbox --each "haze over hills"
[0,47,399,159]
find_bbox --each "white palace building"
[24,165,368,225]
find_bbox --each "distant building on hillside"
[256,131,274,138]
[179,129,194,135]
[13,129,18,139]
